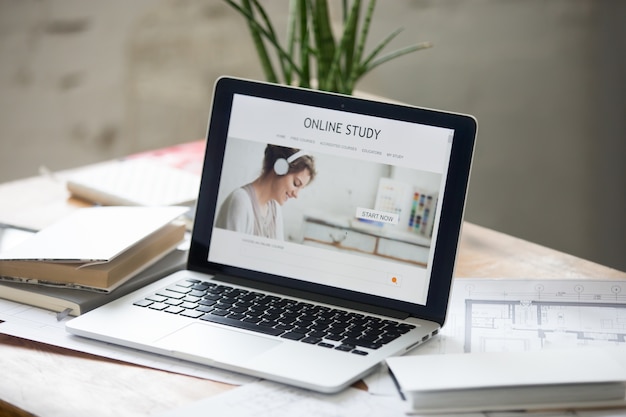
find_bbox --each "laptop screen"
[190,77,476,323]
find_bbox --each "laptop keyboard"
[133,277,416,356]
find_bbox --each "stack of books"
[0,206,188,316]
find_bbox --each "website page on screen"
[208,94,454,305]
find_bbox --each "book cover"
[0,206,187,291]
[0,248,187,316]
[387,349,626,414]
[0,222,185,292]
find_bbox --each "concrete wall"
[0,0,624,271]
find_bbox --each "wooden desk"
[1,173,625,417]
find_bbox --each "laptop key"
[301,336,322,344]
[379,333,401,344]
[281,332,306,341]
[341,337,383,350]
[133,299,152,307]
[199,314,285,336]
[180,309,204,319]
[167,285,191,294]
[210,309,229,316]
[191,283,211,291]
[165,306,185,314]
[157,289,185,300]
[397,324,416,333]
[197,305,214,313]
[146,294,167,303]
[229,305,248,314]
[243,316,262,323]
[335,344,354,352]
[204,294,222,301]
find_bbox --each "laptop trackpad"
[156,322,281,364]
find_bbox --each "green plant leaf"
[324,0,361,93]
[310,0,336,88]
[249,0,293,83]
[223,0,304,82]
[239,0,278,83]
[359,27,403,69]
[298,0,310,87]
[285,0,299,84]
[346,0,375,93]
[352,0,374,65]
[341,0,362,82]
[362,41,433,75]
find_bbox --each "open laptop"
[66,77,477,393]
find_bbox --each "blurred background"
[0,0,624,271]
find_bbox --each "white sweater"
[215,184,284,240]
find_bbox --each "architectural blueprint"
[416,278,626,355]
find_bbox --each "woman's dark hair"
[262,145,316,182]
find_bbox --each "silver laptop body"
[66,77,477,393]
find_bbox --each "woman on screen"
[215,145,316,240]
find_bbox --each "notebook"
[66,77,477,393]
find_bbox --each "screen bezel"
[188,76,476,326]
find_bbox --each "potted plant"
[223,0,432,95]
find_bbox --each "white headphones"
[273,150,309,175]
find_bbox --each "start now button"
[355,207,399,225]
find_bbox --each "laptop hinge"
[212,274,411,320]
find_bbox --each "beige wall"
[0,0,623,271]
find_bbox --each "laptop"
[66,77,477,393]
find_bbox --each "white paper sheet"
[0,298,255,385]
[0,206,188,261]
[153,380,407,417]
[154,378,622,417]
